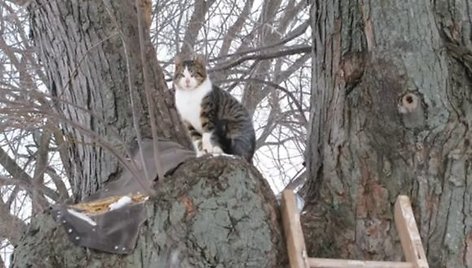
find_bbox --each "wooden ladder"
[281,190,429,268]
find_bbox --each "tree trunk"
[12,157,286,267]
[29,0,188,200]
[12,1,287,267]
[303,1,472,267]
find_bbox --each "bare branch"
[217,0,255,58]
[0,147,59,201]
[135,0,165,183]
[180,0,217,55]
[0,198,26,245]
[44,167,69,201]
[210,18,310,63]
[31,126,51,213]
[209,44,311,73]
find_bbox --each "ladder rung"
[280,190,429,268]
[308,258,414,268]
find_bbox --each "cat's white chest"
[175,80,212,132]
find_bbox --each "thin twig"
[135,0,165,184]
[103,0,155,195]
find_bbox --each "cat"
[173,55,256,162]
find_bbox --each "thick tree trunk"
[29,0,188,200]
[14,1,286,267]
[12,157,286,267]
[304,0,472,267]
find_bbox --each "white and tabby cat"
[173,55,256,162]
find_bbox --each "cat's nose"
[185,78,190,85]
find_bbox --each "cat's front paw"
[210,146,224,155]
[192,140,204,157]
[195,149,205,157]
[202,133,213,152]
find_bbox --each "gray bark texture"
[13,0,286,267]
[304,0,472,267]
[29,0,188,200]
[12,157,286,268]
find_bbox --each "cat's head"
[173,55,207,91]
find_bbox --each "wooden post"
[281,190,308,268]
[394,195,429,268]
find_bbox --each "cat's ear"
[174,55,182,66]
[194,54,206,66]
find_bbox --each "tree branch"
[211,18,311,63]
[135,0,165,184]
[0,147,59,201]
[0,197,26,245]
[31,126,51,213]
[180,0,216,55]
[45,167,69,201]
[209,44,311,73]
[216,1,255,59]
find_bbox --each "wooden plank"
[281,190,308,268]
[308,258,414,268]
[394,195,429,268]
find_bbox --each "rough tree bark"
[303,1,472,267]
[29,0,188,199]
[12,157,286,267]
[11,0,285,267]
